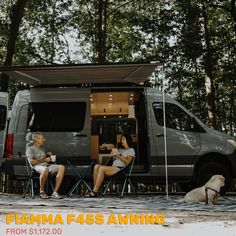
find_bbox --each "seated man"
[86,133,135,197]
[25,132,65,199]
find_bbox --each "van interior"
[91,89,149,171]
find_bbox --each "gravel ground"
[0,194,236,236]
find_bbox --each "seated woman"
[87,133,135,197]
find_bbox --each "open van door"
[0,92,9,167]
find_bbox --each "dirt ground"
[0,205,236,236]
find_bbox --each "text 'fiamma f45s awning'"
[0,63,158,86]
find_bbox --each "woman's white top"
[112,148,135,168]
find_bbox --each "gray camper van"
[0,63,236,193]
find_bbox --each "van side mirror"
[189,117,197,131]
[190,117,195,130]
[0,105,7,131]
[190,117,206,133]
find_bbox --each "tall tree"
[201,4,217,128]
[95,0,108,63]
[0,0,28,92]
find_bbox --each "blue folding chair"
[67,160,95,196]
[102,156,136,197]
[22,155,54,199]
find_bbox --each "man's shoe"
[51,192,63,199]
[40,191,49,199]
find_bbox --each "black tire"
[195,162,232,194]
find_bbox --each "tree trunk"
[202,5,217,129]
[229,0,236,134]
[230,0,236,36]
[230,69,236,135]
[210,0,236,131]
[194,60,204,121]
[94,0,108,63]
[0,0,28,92]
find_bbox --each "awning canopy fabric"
[0,63,158,86]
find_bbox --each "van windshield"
[27,102,86,132]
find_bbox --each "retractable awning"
[0,63,158,86]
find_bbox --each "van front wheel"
[195,162,232,194]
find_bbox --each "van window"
[92,118,136,135]
[99,122,117,145]
[27,102,86,132]
[153,102,193,131]
[0,105,7,131]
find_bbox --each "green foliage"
[0,0,236,134]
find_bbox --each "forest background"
[0,0,236,135]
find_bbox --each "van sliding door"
[27,88,91,164]
[0,92,9,165]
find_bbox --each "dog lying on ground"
[184,175,225,205]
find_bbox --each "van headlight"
[227,139,236,147]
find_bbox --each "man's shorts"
[34,164,62,175]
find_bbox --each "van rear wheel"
[195,162,232,194]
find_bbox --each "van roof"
[0,62,158,86]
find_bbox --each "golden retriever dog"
[184,175,225,205]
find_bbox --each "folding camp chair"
[67,160,95,196]
[102,156,136,197]
[22,155,54,199]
